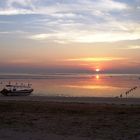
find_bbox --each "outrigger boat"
[0,82,33,96]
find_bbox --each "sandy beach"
[0,96,140,140]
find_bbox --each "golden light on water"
[96,75,100,80]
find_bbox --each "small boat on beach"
[0,83,33,96]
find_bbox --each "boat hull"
[0,89,33,96]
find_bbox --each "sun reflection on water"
[1,74,140,97]
[96,75,100,80]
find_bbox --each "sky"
[0,0,140,74]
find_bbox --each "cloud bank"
[0,0,139,43]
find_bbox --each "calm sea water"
[0,74,140,98]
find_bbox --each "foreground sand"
[0,97,140,140]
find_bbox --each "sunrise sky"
[0,0,140,74]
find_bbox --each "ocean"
[0,73,140,98]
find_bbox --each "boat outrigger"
[0,82,33,96]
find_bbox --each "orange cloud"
[64,57,126,62]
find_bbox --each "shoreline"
[0,99,140,140]
[0,95,140,105]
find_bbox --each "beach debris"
[119,86,138,98]
[124,86,138,98]
[125,91,128,98]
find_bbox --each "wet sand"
[0,97,140,140]
[0,96,140,104]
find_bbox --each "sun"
[95,68,100,72]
